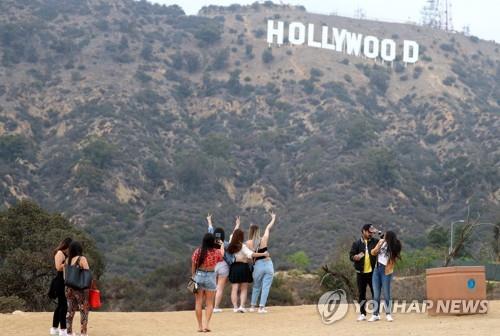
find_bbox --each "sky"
[149,0,500,43]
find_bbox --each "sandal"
[203,328,211,332]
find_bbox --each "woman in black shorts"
[227,229,268,313]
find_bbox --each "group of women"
[50,238,92,336]
[191,212,277,332]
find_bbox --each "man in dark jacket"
[349,223,379,321]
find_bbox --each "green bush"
[287,251,310,269]
[144,159,168,185]
[440,43,456,53]
[193,21,222,46]
[442,76,456,86]
[0,200,104,311]
[140,43,154,61]
[212,48,230,70]
[253,29,265,38]
[319,244,357,299]
[364,147,399,188]
[170,51,183,70]
[396,247,443,275]
[135,89,167,106]
[82,138,117,169]
[75,161,105,192]
[299,78,315,94]
[245,44,254,59]
[262,48,274,64]
[427,225,449,248]
[135,69,152,83]
[335,116,375,150]
[174,82,192,100]
[0,135,35,163]
[174,151,209,191]
[366,65,391,95]
[266,274,294,306]
[184,51,201,73]
[201,134,231,158]
[226,70,242,96]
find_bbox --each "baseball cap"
[361,224,377,233]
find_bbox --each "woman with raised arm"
[206,214,241,313]
[247,212,276,313]
[227,228,269,313]
[191,233,225,332]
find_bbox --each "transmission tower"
[421,0,454,31]
[442,0,453,31]
[421,0,440,28]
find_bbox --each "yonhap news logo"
[316,289,349,324]
[316,289,489,324]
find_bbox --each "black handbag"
[64,256,93,290]
[47,276,58,299]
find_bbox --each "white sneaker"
[237,307,246,313]
[59,330,67,336]
[249,307,255,312]
[368,315,381,322]
[357,314,366,321]
[233,308,239,313]
[213,308,223,313]
[49,328,59,335]
[386,314,394,322]
[257,307,268,314]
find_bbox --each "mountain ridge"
[0,0,498,276]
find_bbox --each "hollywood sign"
[267,20,420,64]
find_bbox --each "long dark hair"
[197,233,216,269]
[227,229,244,254]
[67,241,83,263]
[53,237,72,256]
[384,231,402,263]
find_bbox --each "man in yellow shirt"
[349,224,379,321]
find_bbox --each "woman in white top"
[227,228,269,313]
[369,231,402,322]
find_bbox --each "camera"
[378,231,385,239]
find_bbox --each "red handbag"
[89,280,102,309]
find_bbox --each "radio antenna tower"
[421,0,453,31]
[421,0,440,28]
[443,0,453,31]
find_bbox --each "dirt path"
[1,302,499,336]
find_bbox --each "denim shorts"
[215,261,229,277]
[194,270,217,291]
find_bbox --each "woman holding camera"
[206,213,241,313]
[369,230,402,322]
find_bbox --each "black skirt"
[229,262,253,283]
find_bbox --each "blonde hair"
[248,224,261,251]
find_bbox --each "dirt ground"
[1,302,499,336]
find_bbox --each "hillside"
[0,0,499,278]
